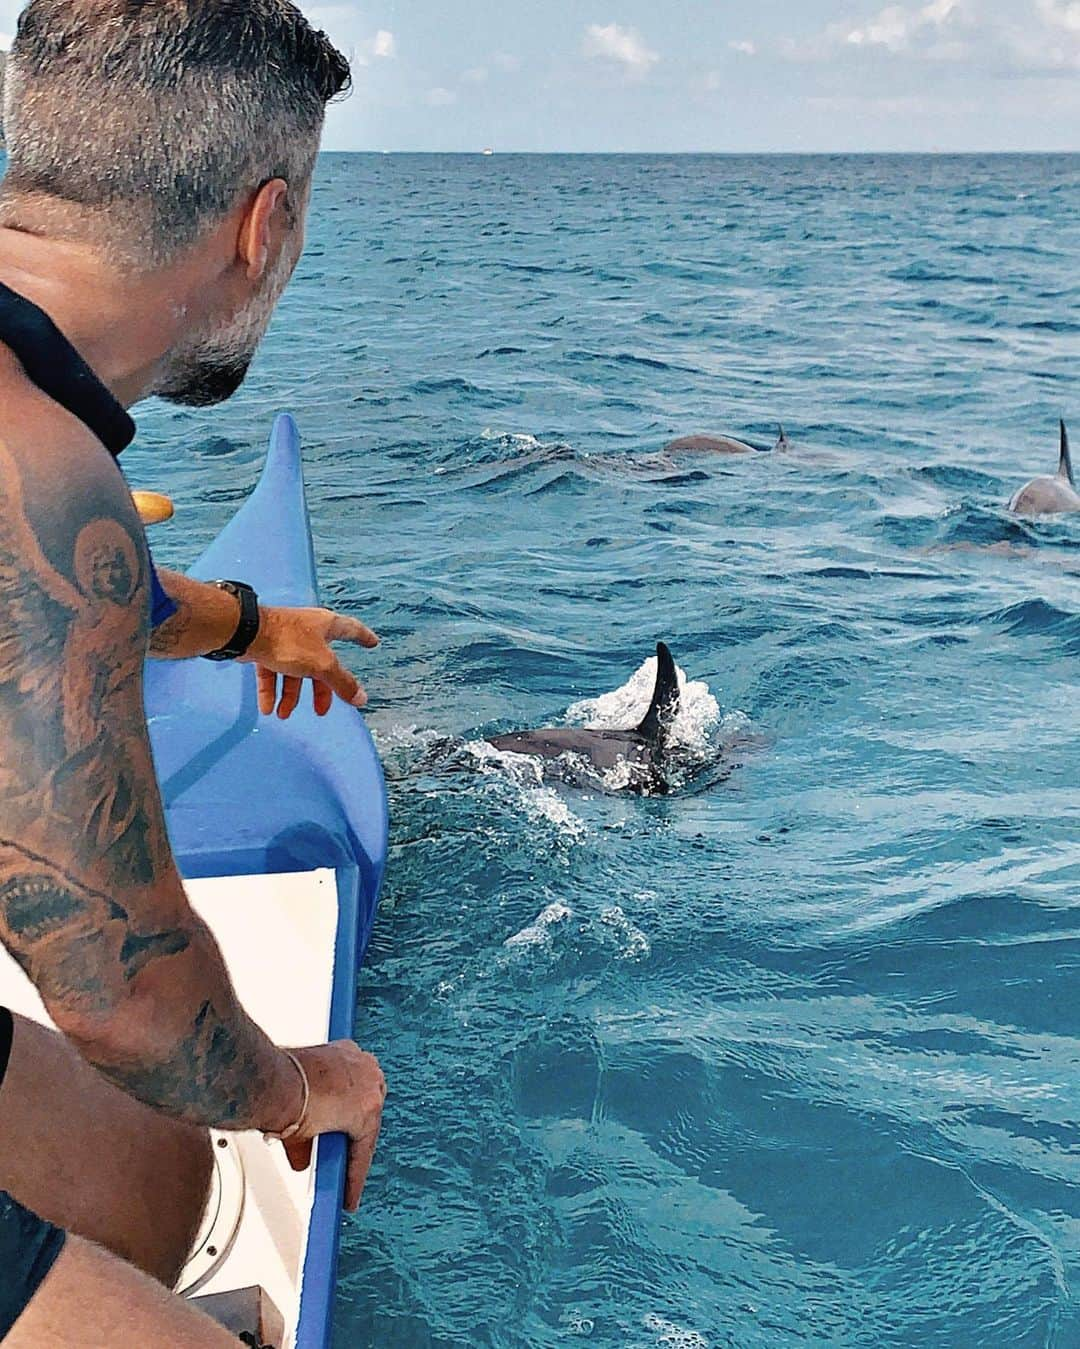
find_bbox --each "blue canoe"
[143,413,389,1347]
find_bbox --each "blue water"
[130,154,1080,1347]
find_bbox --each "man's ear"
[237,178,289,283]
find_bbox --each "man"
[0,1,386,1343]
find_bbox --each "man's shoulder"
[0,354,133,511]
[0,352,119,466]
[0,354,147,628]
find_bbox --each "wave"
[563,348,701,375]
[984,599,1080,648]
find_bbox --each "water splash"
[466,739,590,839]
[504,900,573,949]
[566,651,722,755]
[600,905,651,960]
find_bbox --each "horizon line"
[321,147,1080,157]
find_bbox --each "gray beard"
[152,350,253,407]
[150,243,295,407]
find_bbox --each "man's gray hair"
[0,0,350,266]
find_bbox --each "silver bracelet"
[264,1050,310,1143]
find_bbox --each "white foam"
[525,787,589,838]
[599,757,642,793]
[643,1314,710,1349]
[505,900,573,948]
[567,652,721,754]
[371,722,445,753]
[480,427,544,449]
[466,738,545,785]
[600,905,650,960]
[466,740,589,840]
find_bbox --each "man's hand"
[242,606,378,719]
[282,1042,386,1212]
[151,573,379,716]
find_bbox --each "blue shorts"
[0,1009,67,1338]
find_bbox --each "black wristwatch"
[202,580,261,661]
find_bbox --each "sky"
[1,0,1079,151]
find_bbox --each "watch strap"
[202,580,261,661]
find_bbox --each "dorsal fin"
[775,424,789,450]
[637,642,680,744]
[1057,420,1073,487]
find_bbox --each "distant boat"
[482,147,494,156]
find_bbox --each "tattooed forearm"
[0,839,288,1128]
[96,998,269,1125]
[0,440,298,1132]
[147,596,192,655]
[0,839,188,996]
[146,569,241,660]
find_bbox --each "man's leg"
[0,1013,212,1286]
[6,1234,242,1347]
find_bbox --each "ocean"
[127,152,1079,1347]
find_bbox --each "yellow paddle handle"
[132,490,175,526]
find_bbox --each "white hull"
[0,867,340,1348]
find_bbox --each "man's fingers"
[326,614,379,649]
[323,657,367,709]
[276,676,303,720]
[256,667,278,717]
[259,665,362,716]
[345,1128,379,1212]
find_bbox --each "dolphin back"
[1058,420,1073,487]
[637,642,680,745]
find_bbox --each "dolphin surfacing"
[664,434,755,455]
[1008,421,1079,516]
[487,642,681,794]
[663,426,788,456]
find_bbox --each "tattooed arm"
[0,435,304,1132]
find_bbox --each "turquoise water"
[131,154,1080,1347]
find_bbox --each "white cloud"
[729,39,757,56]
[582,22,660,75]
[493,51,521,73]
[355,28,395,64]
[426,86,457,106]
[462,66,489,84]
[786,0,1079,71]
[305,6,397,68]
[1035,0,1080,33]
[843,0,965,53]
[1052,0,1080,26]
[1000,0,1080,70]
[784,0,969,59]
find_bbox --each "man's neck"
[0,226,220,408]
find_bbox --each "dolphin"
[487,642,681,794]
[1008,422,1078,516]
[664,426,788,456]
